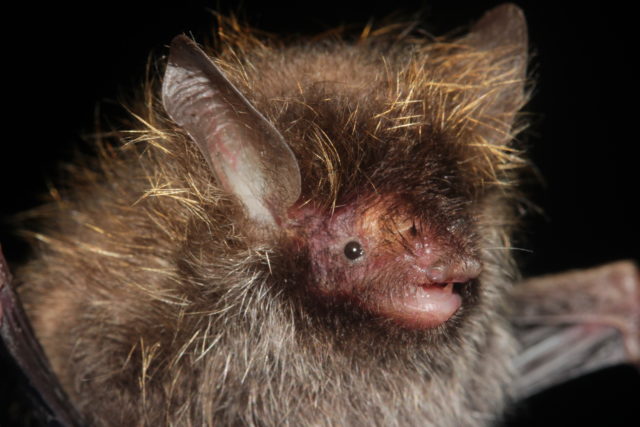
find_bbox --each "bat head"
[162,4,528,333]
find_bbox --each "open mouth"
[368,280,471,329]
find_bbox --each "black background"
[1,1,638,425]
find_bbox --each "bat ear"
[464,3,528,145]
[162,35,301,229]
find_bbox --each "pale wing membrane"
[511,261,640,400]
[0,247,82,426]
[162,35,301,227]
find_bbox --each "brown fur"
[17,12,528,426]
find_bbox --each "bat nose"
[415,257,482,284]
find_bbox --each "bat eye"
[343,240,364,261]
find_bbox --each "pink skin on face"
[290,196,481,329]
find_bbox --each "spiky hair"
[17,11,529,426]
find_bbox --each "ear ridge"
[162,35,301,228]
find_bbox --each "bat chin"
[370,282,463,329]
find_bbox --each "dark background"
[1,1,638,425]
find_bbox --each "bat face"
[290,194,481,330]
[1,4,536,427]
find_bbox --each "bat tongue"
[376,283,461,329]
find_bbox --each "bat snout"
[421,258,481,285]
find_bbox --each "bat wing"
[511,261,640,400]
[0,245,82,426]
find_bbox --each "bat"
[1,3,638,426]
